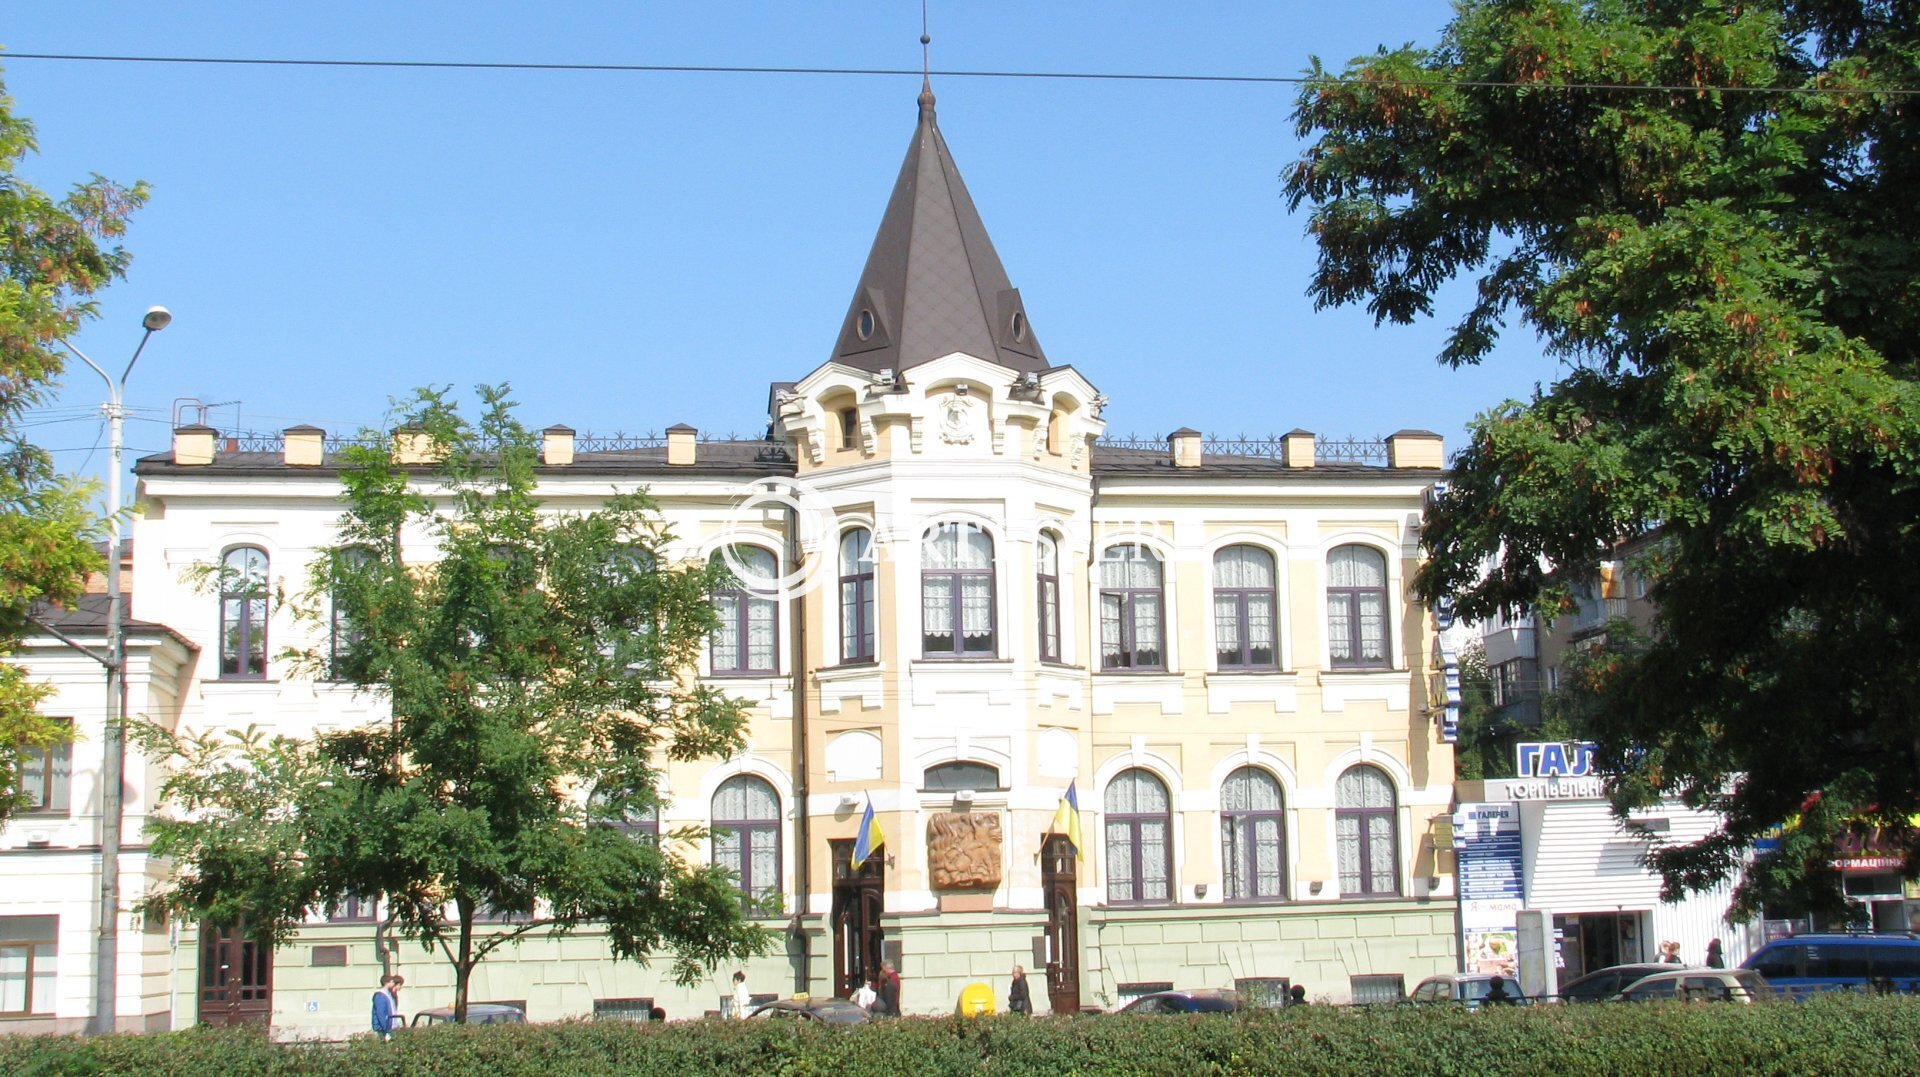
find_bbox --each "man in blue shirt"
[371,974,404,1038]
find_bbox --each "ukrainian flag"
[852,793,884,867]
[1051,780,1083,858]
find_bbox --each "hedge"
[4,994,1914,1076]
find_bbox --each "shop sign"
[1515,741,1597,779]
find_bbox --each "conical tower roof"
[827,83,1047,375]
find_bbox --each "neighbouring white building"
[2,83,1461,1035]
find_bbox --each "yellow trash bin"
[957,982,996,1017]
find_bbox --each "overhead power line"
[5,51,1915,97]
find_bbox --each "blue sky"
[7,2,1559,488]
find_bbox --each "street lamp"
[61,305,170,1036]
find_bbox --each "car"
[1610,967,1770,1003]
[1113,988,1241,1015]
[748,997,872,1024]
[1555,963,1673,1003]
[1407,973,1529,1008]
[408,1002,528,1027]
[1742,932,1920,998]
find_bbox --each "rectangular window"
[20,720,72,815]
[1349,974,1404,1005]
[593,997,657,1021]
[0,915,57,1016]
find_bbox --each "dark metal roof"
[134,442,797,480]
[29,595,197,649]
[1090,443,1439,480]
[827,82,1047,376]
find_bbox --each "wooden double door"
[830,840,885,998]
[198,924,273,1027]
[1042,836,1081,1014]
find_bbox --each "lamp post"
[62,304,170,1036]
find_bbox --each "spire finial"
[918,0,934,113]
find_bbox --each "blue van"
[1741,933,1920,997]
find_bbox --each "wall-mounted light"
[954,789,976,804]
[956,382,970,396]
[1427,876,1441,890]
[1308,881,1324,895]
[838,794,859,809]
[1194,883,1208,900]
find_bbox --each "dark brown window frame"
[710,546,779,676]
[1326,544,1391,670]
[1099,544,1165,671]
[219,545,270,680]
[1104,768,1173,905]
[1334,764,1401,898]
[1220,766,1288,902]
[839,528,876,664]
[1037,532,1061,663]
[920,523,996,659]
[713,775,782,914]
[1213,545,1279,671]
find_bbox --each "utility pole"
[63,305,171,1035]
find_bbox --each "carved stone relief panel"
[926,811,1003,890]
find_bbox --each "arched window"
[1213,546,1277,670]
[1104,768,1172,904]
[922,523,995,657]
[840,529,875,663]
[1335,765,1399,897]
[219,545,270,679]
[711,546,778,675]
[590,786,661,844]
[1037,532,1062,663]
[1100,545,1164,670]
[328,545,374,681]
[1220,767,1286,901]
[713,775,781,910]
[922,761,1001,791]
[1327,545,1390,669]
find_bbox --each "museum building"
[0,83,1458,1033]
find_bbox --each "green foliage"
[6,996,1920,1075]
[137,385,772,1021]
[1286,1,1920,911]
[0,65,143,822]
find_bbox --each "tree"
[0,68,145,821]
[138,386,774,1020]
[1286,1,1920,919]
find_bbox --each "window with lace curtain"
[1335,764,1399,897]
[1326,545,1390,669]
[1100,544,1164,670]
[711,546,778,674]
[1213,545,1278,670]
[1105,768,1172,904]
[712,775,781,912]
[1220,766,1287,901]
[921,522,995,657]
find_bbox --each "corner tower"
[827,81,1048,376]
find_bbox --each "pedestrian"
[1286,984,1308,1007]
[878,961,902,1017]
[370,973,404,1039]
[1484,976,1515,1005]
[1658,940,1683,965]
[1007,965,1032,1015]
[851,973,877,1011]
[1705,939,1725,969]
[731,970,751,1019]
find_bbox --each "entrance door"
[198,924,272,1026]
[829,840,885,998]
[1041,836,1080,1014]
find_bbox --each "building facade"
[2,86,1458,1034]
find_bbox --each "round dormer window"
[1010,310,1027,342]
[857,309,876,341]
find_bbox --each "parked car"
[748,997,871,1024]
[1742,933,1920,998]
[409,1002,527,1027]
[1114,988,1241,1014]
[1408,973,1530,1008]
[1610,967,1770,1003]
[1555,963,1673,1003]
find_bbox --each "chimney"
[1167,428,1202,469]
[283,425,325,467]
[1387,430,1446,469]
[1284,429,1316,469]
[392,424,439,465]
[171,425,217,466]
[542,425,575,467]
[666,424,697,466]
